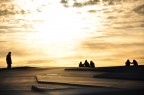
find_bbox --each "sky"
[0,0,144,67]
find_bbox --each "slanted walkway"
[0,66,144,95]
[36,73,144,89]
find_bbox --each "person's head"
[8,52,11,55]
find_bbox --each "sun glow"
[31,9,84,43]
[21,1,87,58]
[17,0,106,59]
[14,0,104,44]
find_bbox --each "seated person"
[132,59,138,66]
[125,59,131,66]
[84,60,90,67]
[79,62,84,67]
[90,61,95,68]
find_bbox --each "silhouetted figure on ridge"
[79,62,84,67]
[90,61,95,68]
[6,52,12,69]
[132,59,138,66]
[84,60,90,67]
[125,59,131,66]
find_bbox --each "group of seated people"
[125,59,138,66]
[79,60,95,68]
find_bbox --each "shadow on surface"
[0,66,37,71]
[65,65,144,73]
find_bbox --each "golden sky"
[0,0,144,67]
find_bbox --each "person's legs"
[7,64,11,69]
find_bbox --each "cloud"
[60,0,100,7]
[0,26,16,29]
[0,1,30,17]
[0,41,6,43]
[76,39,144,64]
[0,29,9,33]
[27,59,55,64]
[80,39,144,52]
[0,0,10,3]
[107,16,117,19]
[134,4,144,15]
[140,23,144,27]
[113,25,135,29]
[88,10,97,13]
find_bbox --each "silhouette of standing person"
[84,60,90,67]
[125,59,130,66]
[132,59,138,66]
[6,52,12,69]
[90,61,95,68]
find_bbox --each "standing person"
[6,52,12,69]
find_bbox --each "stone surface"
[0,66,144,95]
